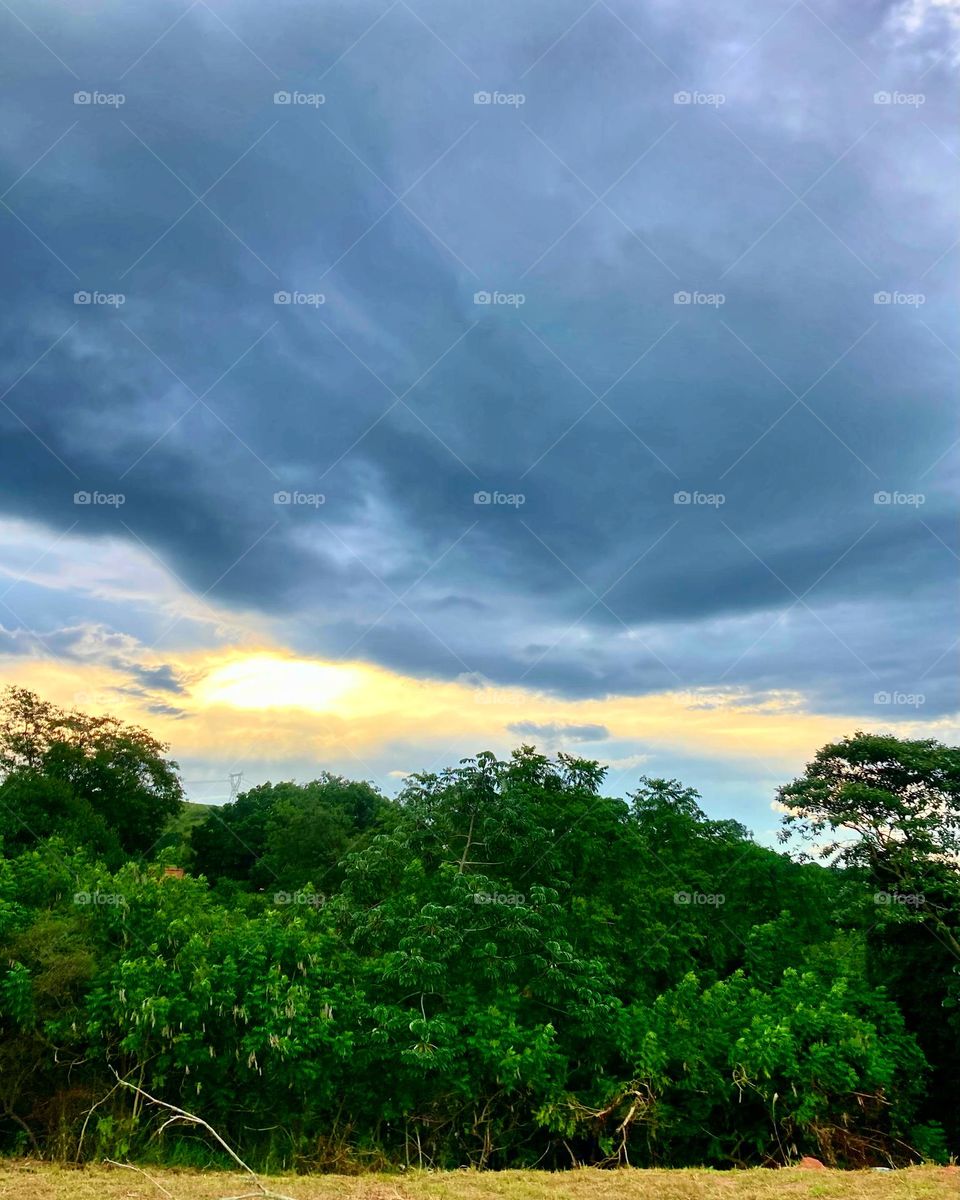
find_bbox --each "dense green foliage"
[0,688,183,863]
[0,691,955,1171]
[191,775,387,892]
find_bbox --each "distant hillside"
[153,800,216,860]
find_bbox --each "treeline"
[0,686,957,1171]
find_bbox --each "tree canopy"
[0,687,183,860]
[0,693,954,1170]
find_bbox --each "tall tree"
[191,775,387,891]
[779,731,960,1148]
[0,687,183,859]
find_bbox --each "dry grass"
[0,1162,957,1200]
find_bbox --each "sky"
[0,0,957,837]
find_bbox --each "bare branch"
[105,1160,175,1198]
[109,1068,296,1200]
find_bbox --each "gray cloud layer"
[0,0,957,715]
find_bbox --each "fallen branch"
[109,1067,296,1200]
[77,1071,133,1162]
[105,1160,175,1198]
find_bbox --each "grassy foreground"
[0,1163,957,1200]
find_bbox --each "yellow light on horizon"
[197,655,362,713]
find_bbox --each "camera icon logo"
[273,490,292,504]
[273,291,291,304]
[873,491,891,505]
[474,290,491,305]
[874,691,891,704]
[673,491,691,504]
[673,91,692,104]
[874,91,891,105]
[73,491,91,504]
[73,91,91,104]
[873,291,891,304]
[673,291,691,304]
[274,91,292,105]
[74,291,91,304]
[474,91,492,105]
[473,491,491,505]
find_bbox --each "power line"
[181,771,244,802]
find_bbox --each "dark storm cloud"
[0,620,185,696]
[125,663,185,693]
[144,702,187,718]
[0,0,957,714]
